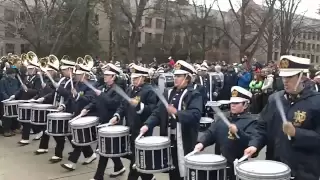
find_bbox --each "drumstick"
[185,150,197,158]
[17,74,27,92]
[135,133,144,141]
[97,122,111,128]
[69,114,82,124]
[275,93,291,140]
[39,72,45,86]
[233,155,248,175]
[70,71,74,90]
[112,84,132,103]
[83,80,99,92]
[212,106,240,139]
[1,99,10,103]
[45,70,58,89]
[151,88,176,119]
[238,155,248,163]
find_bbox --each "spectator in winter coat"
[237,66,252,90]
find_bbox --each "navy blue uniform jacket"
[198,113,257,165]
[249,89,320,180]
[145,85,202,156]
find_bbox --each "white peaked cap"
[230,86,252,103]
[104,63,122,75]
[174,60,196,76]
[130,64,151,78]
[278,55,310,77]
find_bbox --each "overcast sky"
[194,0,319,19]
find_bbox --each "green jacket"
[249,80,263,91]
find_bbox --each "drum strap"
[53,77,66,106]
[175,89,188,178]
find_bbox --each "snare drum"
[199,117,214,132]
[18,103,35,123]
[135,136,171,174]
[3,100,20,117]
[46,112,73,136]
[235,160,291,180]
[185,154,227,180]
[30,104,55,125]
[217,100,230,111]
[98,125,130,157]
[70,116,99,146]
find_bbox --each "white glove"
[80,109,89,116]
[109,116,118,125]
[9,95,15,100]
[36,97,45,103]
[57,106,64,111]
[213,92,218,96]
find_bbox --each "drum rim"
[98,125,129,135]
[236,160,291,179]
[135,136,171,147]
[185,154,227,167]
[31,103,55,108]
[70,116,99,126]
[200,117,214,123]
[47,112,73,118]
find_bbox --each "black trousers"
[21,123,41,140]
[127,141,154,180]
[2,117,20,133]
[93,156,124,180]
[39,132,67,158]
[68,135,94,163]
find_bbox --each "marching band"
[0,52,319,180]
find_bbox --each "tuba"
[21,53,28,66]
[48,54,60,71]
[27,51,39,67]
[84,55,94,69]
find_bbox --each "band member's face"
[104,74,114,84]
[198,70,206,76]
[230,102,246,114]
[75,74,84,82]
[282,74,300,94]
[132,76,144,87]
[174,74,186,87]
[61,68,72,77]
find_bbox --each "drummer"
[82,63,126,180]
[60,62,97,171]
[141,60,203,180]
[244,55,320,180]
[194,86,258,180]
[111,64,158,180]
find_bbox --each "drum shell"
[199,117,214,132]
[71,119,99,146]
[98,134,130,157]
[3,101,19,117]
[46,113,73,136]
[30,104,55,125]
[135,139,171,150]
[135,146,171,174]
[18,104,33,123]
[235,160,291,180]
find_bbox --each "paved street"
[0,127,266,180]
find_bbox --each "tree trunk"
[267,21,274,62]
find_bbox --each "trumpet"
[39,57,49,69]
[27,51,39,67]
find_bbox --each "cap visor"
[229,97,248,103]
[279,70,301,77]
[104,70,116,75]
[60,65,73,70]
[174,70,189,75]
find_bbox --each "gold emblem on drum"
[231,90,238,97]
[228,130,235,140]
[279,59,289,68]
[293,110,306,127]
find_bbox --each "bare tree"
[217,0,277,62]
[278,0,305,55]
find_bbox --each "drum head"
[186,154,226,165]
[217,100,230,105]
[19,103,35,108]
[47,112,73,119]
[4,100,21,105]
[200,117,214,123]
[237,160,290,177]
[31,103,54,109]
[136,136,169,146]
[99,125,129,134]
[205,101,221,107]
[70,116,98,126]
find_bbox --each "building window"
[311,55,315,62]
[5,24,16,38]
[292,53,296,56]
[303,32,306,39]
[20,44,30,53]
[307,44,311,51]
[5,43,15,54]
[145,17,152,28]
[307,55,310,59]
[297,54,300,57]
[313,32,316,40]
[274,52,279,60]
[312,44,315,50]
[317,44,320,52]
[155,19,163,29]
[145,32,152,43]
[155,33,163,43]
[302,42,306,50]
[308,32,311,39]
[4,9,15,21]
[302,54,305,58]
[316,56,319,63]
[297,42,301,50]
